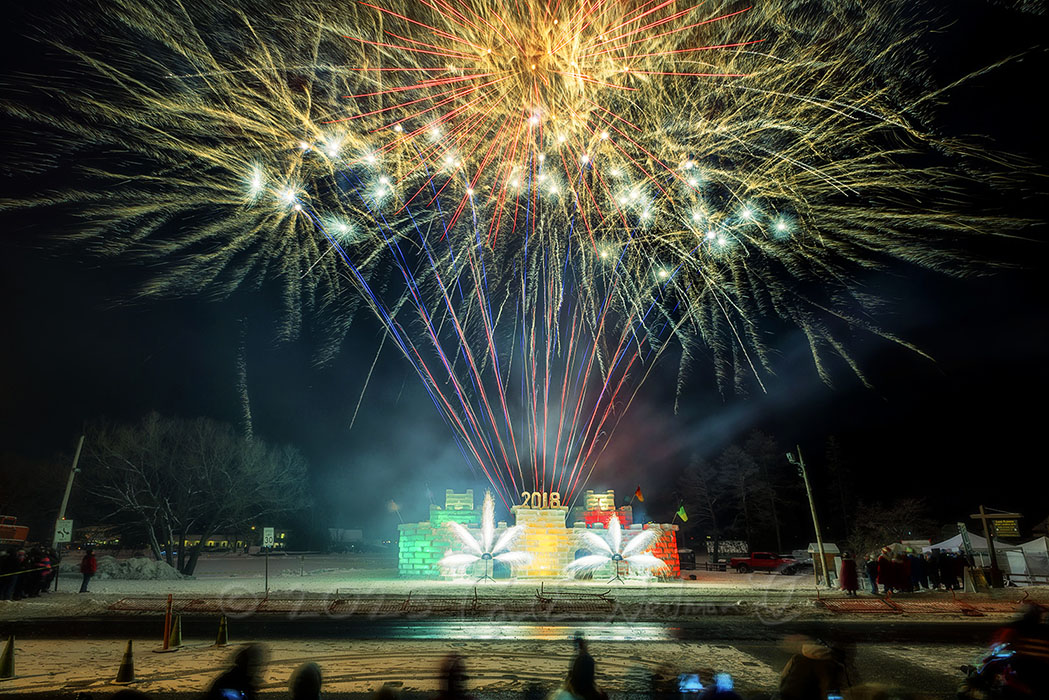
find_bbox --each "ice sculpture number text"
[520,491,561,509]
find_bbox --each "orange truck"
[0,515,29,547]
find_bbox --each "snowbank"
[60,555,183,580]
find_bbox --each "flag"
[634,486,644,503]
[676,505,688,522]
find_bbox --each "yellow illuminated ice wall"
[397,489,679,579]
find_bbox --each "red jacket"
[876,555,892,584]
[80,553,97,575]
[839,558,859,591]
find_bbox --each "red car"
[728,552,795,574]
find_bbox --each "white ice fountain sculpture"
[439,490,532,581]
[565,516,664,582]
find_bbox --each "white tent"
[922,532,1012,553]
[922,533,1018,567]
[1019,536,1049,555]
[1007,537,1049,585]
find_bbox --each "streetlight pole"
[788,446,830,587]
[53,434,85,548]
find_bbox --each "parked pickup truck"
[728,552,795,574]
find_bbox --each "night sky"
[1,0,1047,541]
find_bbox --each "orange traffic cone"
[215,615,229,647]
[114,640,135,684]
[0,635,14,680]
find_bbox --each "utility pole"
[53,434,85,548]
[788,446,830,587]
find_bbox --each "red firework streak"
[326,0,752,507]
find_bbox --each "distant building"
[73,524,123,548]
[328,528,364,544]
[184,530,289,550]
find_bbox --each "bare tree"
[743,431,786,553]
[848,498,937,557]
[717,445,757,548]
[677,456,732,561]
[825,435,852,539]
[84,413,309,575]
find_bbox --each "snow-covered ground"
[0,636,782,696]
[1,554,1033,697]
[0,628,990,697]
[1,551,832,623]
[3,552,1043,623]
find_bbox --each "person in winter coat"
[988,604,1049,697]
[778,640,848,700]
[941,553,960,591]
[79,548,98,593]
[876,550,893,595]
[37,549,54,593]
[926,550,941,590]
[549,635,608,700]
[839,553,859,596]
[44,548,60,591]
[289,661,322,700]
[565,635,608,700]
[893,554,911,593]
[23,548,49,597]
[434,653,474,700]
[0,548,24,600]
[7,549,28,600]
[909,552,927,590]
[952,553,967,589]
[203,643,267,700]
[863,555,879,595]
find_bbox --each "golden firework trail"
[0,0,1032,503]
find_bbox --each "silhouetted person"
[0,548,23,600]
[289,662,321,700]
[893,554,911,593]
[839,553,858,597]
[433,653,472,700]
[990,604,1049,697]
[779,640,847,700]
[23,547,50,597]
[876,549,893,595]
[203,643,267,700]
[563,635,607,700]
[863,555,878,595]
[941,553,959,591]
[926,550,941,590]
[79,548,97,593]
[908,552,926,590]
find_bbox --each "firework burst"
[0,0,1033,501]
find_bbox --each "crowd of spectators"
[0,545,58,600]
[852,549,971,596]
[0,545,100,598]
